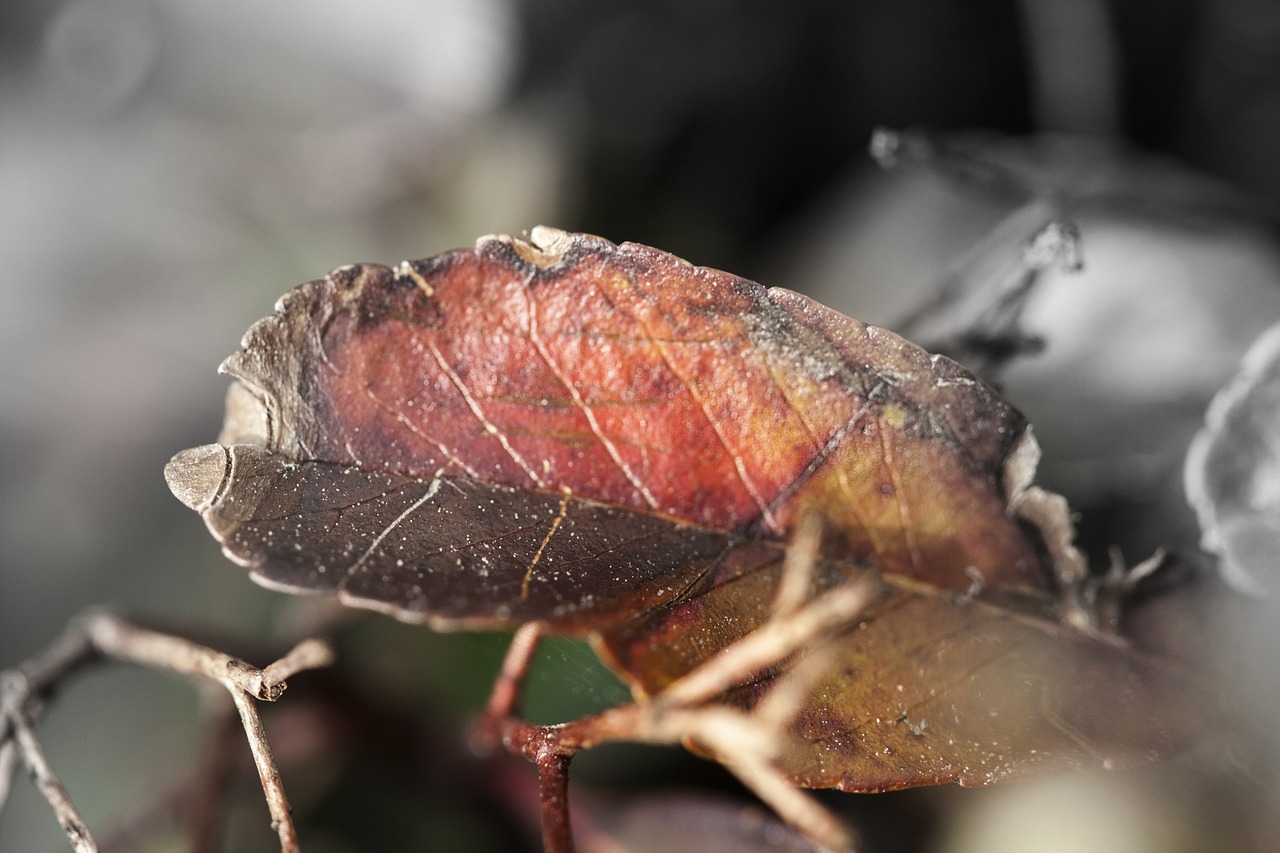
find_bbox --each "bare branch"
[230,690,299,851]
[489,531,878,852]
[260,637,335,686]
[658,574,879,710]
[0,610,332,853]
[1,671,98,852]
[663,706,852,851]
[81,614,333,702]
[0,736,16,813]
[772,511,824,619]
[473,621,544,756]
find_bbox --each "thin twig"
[1,671,98,852]
[0,735,16,813]
[230,690,298,851]
[772,512,824,619]
[0,610,333,853]
[0,611,99,826]
[81,616,332,701]
[657,706,853,850]
[260,638,335,688]
[658,574,879,710]
[490,561,878,851]
[473,622,544,756]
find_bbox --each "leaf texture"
[166,227,1201,790]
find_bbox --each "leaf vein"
[421,334,546,488]
[520,286,661,510]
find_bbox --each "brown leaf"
[596,550,1196,791]
[167,442,725,630]
[165,227,1200,793]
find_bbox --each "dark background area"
[3,1,1280,850]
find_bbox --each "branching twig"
[473,621,545,755]
[483,525,878,853]
[0,673,96,852]
[657,575,877,712]
[627,574,877,852]
[0,609,333,853]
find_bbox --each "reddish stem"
[490,704,645,850]
[535,744,574,853]
[472,623,542,755]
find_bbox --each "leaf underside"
[166,227,1201,792]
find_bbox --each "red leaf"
[166,227,1201,793]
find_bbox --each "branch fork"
[476,516,873,853]
[0,610,332,853]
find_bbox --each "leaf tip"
[165,443,230,512]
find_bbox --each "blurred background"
[3,0,1280,850]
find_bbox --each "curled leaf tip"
[164,444,229,512]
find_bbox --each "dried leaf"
[166,227,1200,794]
[1185,319,1280,596]
[168,442,725,629]
[597,552,1194,790]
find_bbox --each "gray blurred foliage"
[4,0,1280,850]
[779,136,1280,562]
[1186,320,1280,596]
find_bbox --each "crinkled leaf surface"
[1186,319,1280,596]
[166,227,1200,790]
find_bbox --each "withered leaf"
[1185,319,1280,596]
[167,226,1199,791]
[169,442,726,629]
[597,551,1194,790]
